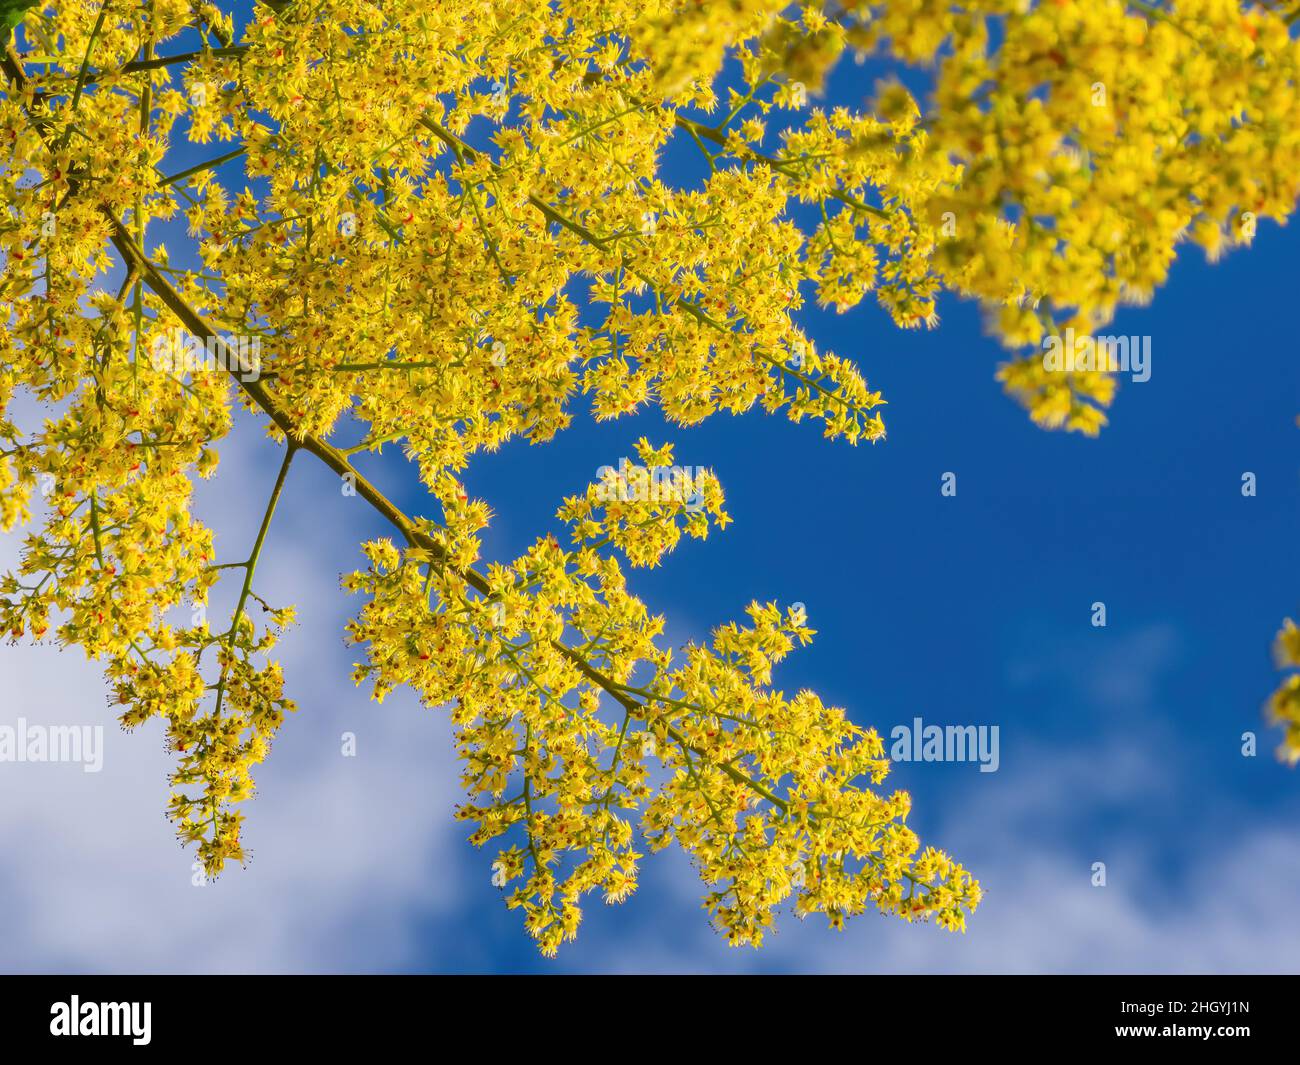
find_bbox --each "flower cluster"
[344,459,979,953]
[859,0,1300,431]
[1269,618,1300,766]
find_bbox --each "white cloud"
[546,637,1300,974]
[0,416,468,973]
[542,788,1300,974]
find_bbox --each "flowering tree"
[2,0,1298,955]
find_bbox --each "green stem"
[159,146,246,187]
[211,443,296,720]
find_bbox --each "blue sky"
[3,5,1300,974]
